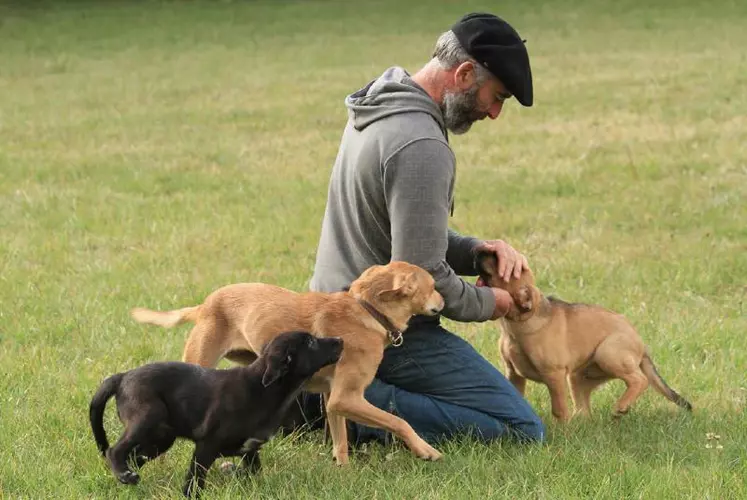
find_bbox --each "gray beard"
[441,86,486,135]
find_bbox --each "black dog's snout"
[322,337,344,358]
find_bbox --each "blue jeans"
[351,317,545,445]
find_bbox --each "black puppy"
[89,331,343,497]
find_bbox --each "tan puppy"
[130,261,445,465]
[476,252,692,421]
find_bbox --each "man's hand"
[475,279,515,320]
[474,239,530,283]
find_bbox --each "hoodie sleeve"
[447,229,482,276]
[382,139,495,322]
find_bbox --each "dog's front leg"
[327,391,442,461]
[505,363,527,396]
[543,370,571,422]
[500,337,527,396]
[183,442,219,498]
[324,392,349,465]
[239,448,261,474]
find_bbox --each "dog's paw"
[332,453,350,466]
[412,439,443,461]
[423,446,443,461]
[219,461,237,474]
[612,407,630,419]
[117,470,140,485]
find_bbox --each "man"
[306,12,544,445]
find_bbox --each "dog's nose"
[429,302,444,315]
[430,297,445,314]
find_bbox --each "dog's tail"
[89,373,124,456]
[130,305,201,328]
[640,350,692,411]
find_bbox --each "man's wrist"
[490,288,513,320]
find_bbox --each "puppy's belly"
[579,362,610,380]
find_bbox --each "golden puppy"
[131,261,445,464]
[476,252,692,421]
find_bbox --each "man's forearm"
[447,228,482,276]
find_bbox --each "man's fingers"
[511,252,528,279]
[512,258,523,279]
[479,240,529,282]
[496,245,509,280]
[507,250,521,282]
[502,248,519,282]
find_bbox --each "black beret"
[451,13,533,107]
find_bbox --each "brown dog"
[476,252,692,421]
[130,261,445,465]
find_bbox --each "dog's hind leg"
[569,370,610,417]
[594,336,648,417]
[132,428,176,469]
[107,404,169,484]
[610,368,648,417]
[183,441,220,498]
[182,319,228,367]
[107,422,156,485]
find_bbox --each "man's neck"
[411,61,447,106]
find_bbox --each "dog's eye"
[307,337,317,348]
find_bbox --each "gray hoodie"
[309,67,495,322]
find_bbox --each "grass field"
[1,0,746,498]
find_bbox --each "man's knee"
[513,414,546,443]
[444,404,543,444]
[472,412,545,444]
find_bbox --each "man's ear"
[261,354,291,387]
[377,272,417,301]
[454,61,477,90]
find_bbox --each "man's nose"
[488,101,504,120]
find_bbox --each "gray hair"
[432,30,492,84]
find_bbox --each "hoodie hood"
[345,67,446,135]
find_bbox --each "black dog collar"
[357,299,404,347]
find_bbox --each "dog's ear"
[377,272,418,301]
[505,285,536,321]
[474,251,499,284]
[515,285,534,311]
[262,353,292,387]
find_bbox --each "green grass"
[1,0,746,498]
